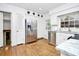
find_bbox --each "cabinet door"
[11,13,25,46]
[56,33,74,45]
[0,12,3,47]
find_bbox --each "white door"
[16,13,25,44]
[11,13,25,46]
[0,12,3,47]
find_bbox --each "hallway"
[0,39,60,56]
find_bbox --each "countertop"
[56,39,79,56]
[49,30,79,34]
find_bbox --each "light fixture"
[38,14,40,16]
[41,15,43,17]
[33,12,35,15]
[27,11,30,14]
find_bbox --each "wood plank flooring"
[26,33,37,43]
[0,39,60,56]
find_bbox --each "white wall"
[37,15,49,39]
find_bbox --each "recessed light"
[38,14,40,16]
[41,15,43,17]
[33,12,35,15]
[27,11,30,14]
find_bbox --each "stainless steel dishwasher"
[48,31,56,46]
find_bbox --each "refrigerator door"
[25,19,37,43]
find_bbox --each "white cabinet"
[56,33,74,45]
[0,12,3,47]
[11,13,25,46]
[58,11,79,32]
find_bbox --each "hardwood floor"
[0,39,60,56]
[26,33,37,43]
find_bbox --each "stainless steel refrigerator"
[25,19,37,43]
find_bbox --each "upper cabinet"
[58,11,79,32]
[58,11,79,28]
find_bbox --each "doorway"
[3,30,11,46]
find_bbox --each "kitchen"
[0,3,79,56]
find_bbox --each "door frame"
[3,30,11,46]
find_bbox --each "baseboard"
[0,46,4,49]
[48,42,56,47]
[17,43,25,46]
[37,37,46,40]
[43,38,48,40]
[26,40,37,44]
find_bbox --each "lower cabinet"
[56,32,74,45]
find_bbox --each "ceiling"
[7,3,65,14]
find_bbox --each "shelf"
[3,19,11,21]
[4,20,11,21]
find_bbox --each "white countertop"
[56,39,79,56]
[56,31,79,34]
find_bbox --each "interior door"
[16,13,25,44]
[11,13,25,46]
[0,12,3,47]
